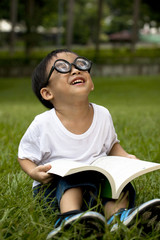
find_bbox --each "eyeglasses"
[46,56,92,83]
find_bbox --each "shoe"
[107,198,160,232]
[46,210,105,239]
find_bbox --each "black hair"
[32,49,78,109]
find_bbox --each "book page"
[92,156,160,198]
[47,160,90,176]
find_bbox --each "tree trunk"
[57,0,64,48]
[131,0,141,52]
[25,0,35,58]
[95,0,103,60]
[66,0,75,50]
[10,0,18,55]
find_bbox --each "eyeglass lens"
[55,61,70,73]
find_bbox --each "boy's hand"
[109,143,139,159]
[29,164,54,184]
[126,154,139,160]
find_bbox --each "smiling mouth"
[71,79,85,85]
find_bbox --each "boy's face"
[41,52,94,106]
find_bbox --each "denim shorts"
[33,171,135,212]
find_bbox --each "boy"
[18,49,160,238]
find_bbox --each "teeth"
[72,79,84,85]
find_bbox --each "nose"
[71,64,81,75]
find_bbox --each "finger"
[42,175,54,184]
[128,154,138,159]
[38,164,52,172]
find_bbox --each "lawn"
[0,75,160,239]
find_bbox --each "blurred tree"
[95,0,103,58]
[131,0,141,51]
[73,0,97,45]
[0,0,159,53]
[0,0,60,52]
[10,0,18,55]
[0,0,10,46]
[106,0,160,34]
[0,0,10,19]
[25,0,35,58]
[19,0,60,56]
[24,0,35,58]
[106,0,133,33]
[66,0,75,49]
[142,0,160,23]
[57,0,64,48]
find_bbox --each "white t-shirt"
[18,103,119,187]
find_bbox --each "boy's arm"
[109,142,137,159]
[18,158,54,184]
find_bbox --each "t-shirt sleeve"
[18,120,42,164]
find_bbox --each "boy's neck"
[55,99,91,119]
[54,100,94,134]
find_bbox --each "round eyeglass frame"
[46,56,92,85]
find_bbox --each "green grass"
[0,76,160,239]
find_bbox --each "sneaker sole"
[110,198,160,232]
[46,211,105,239]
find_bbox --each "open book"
[47,156,160,199]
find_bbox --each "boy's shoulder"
[33,108,55,125]
[35,108,54,118]
[21,109,55,139]
[92,103,110,116]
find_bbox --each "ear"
[91,83,94,91]
[40,87,54,101]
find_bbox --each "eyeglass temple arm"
[46,66,55,83]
